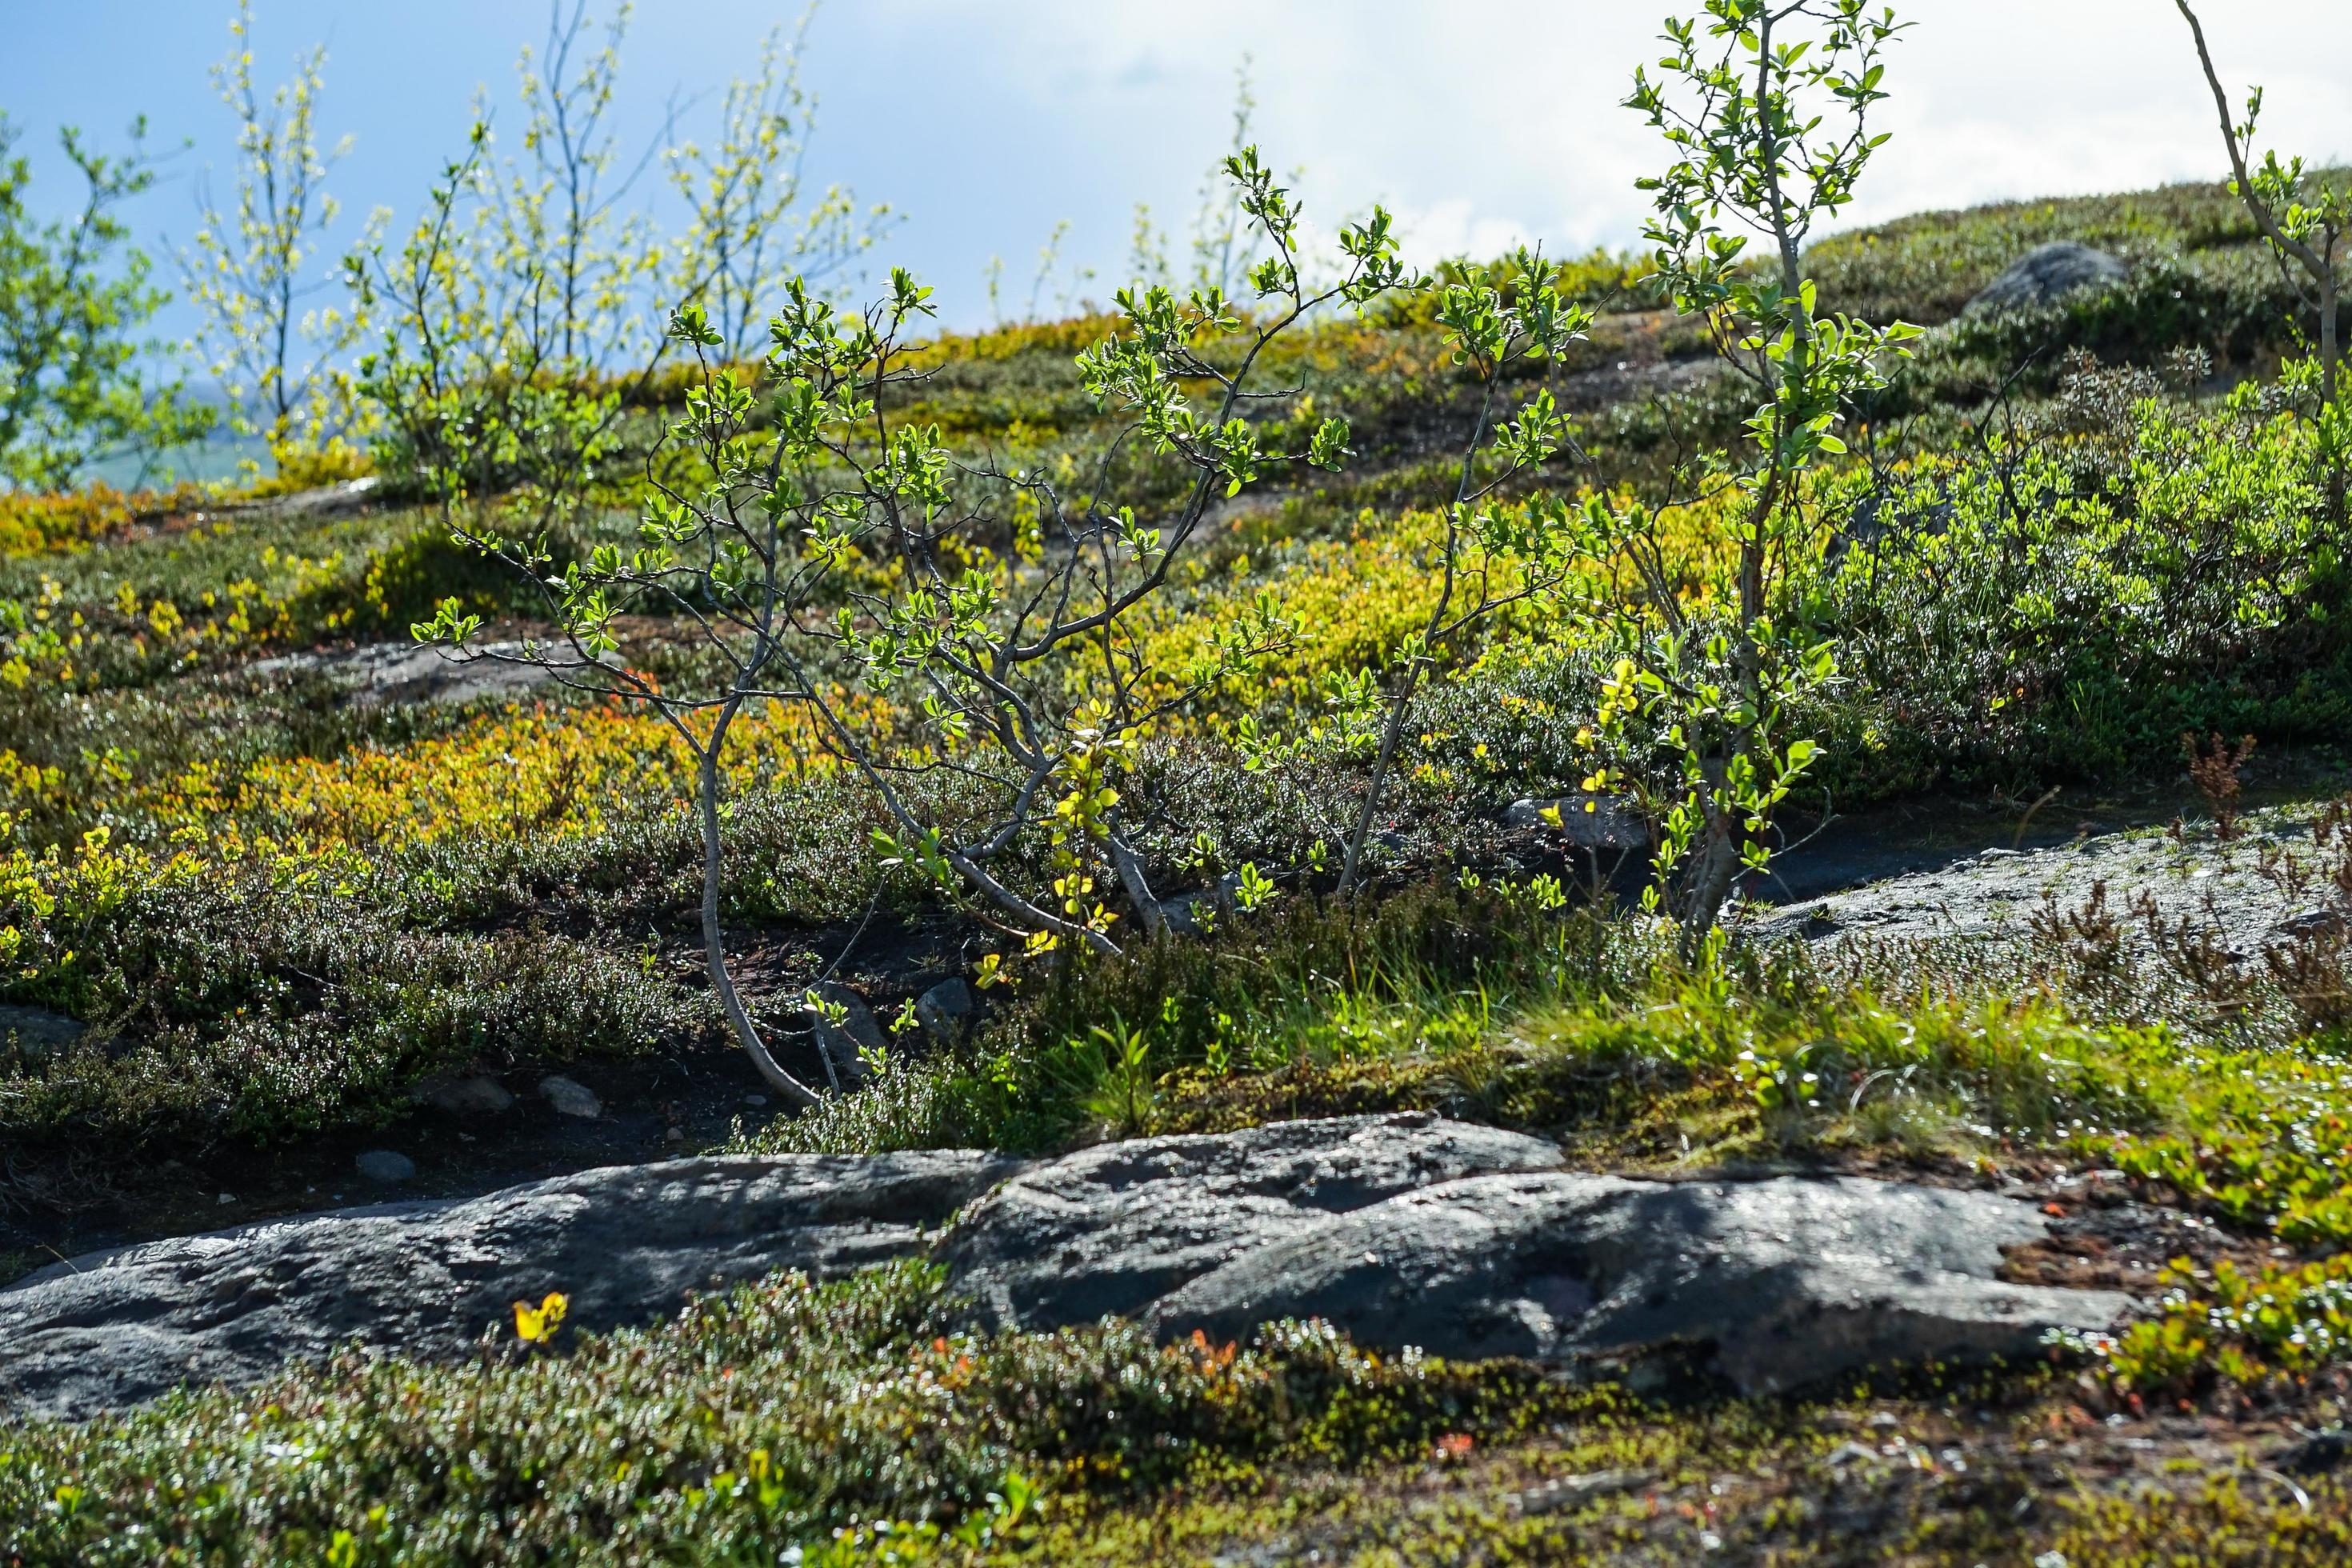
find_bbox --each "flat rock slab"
[245,641,578,708]
[1757,812,2329,956]
[0,1114,2133,1422]
[0,1151,1014,1423]
[938,1114,2126,1397]
[1138,1171,2133,1395]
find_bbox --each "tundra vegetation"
[9,0,2352,1562]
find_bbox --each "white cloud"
[19,0,2341,335]
[815,0,2352,318]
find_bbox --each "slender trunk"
[1675,8,1803,952]
[1336,659,1426,898]
[1106,832,1166,939]
[2325,288,2345,524]
[1682,456,1788,944]
[1679,796,1743,958]
[698,747,820,1108]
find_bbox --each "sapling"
[352,0,881,531]
[830,151,1408,959]
[1593,0,1919,946]
[182,1,367,465]
[662,4,890,361]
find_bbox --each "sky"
[3,0,2348,341]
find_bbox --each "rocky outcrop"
[244,640,571,709]
[0,1114,2133,1423]
[227,475,383,522]
[1757,810,2334,953]
[1965,242,2126,315]
[1139,1170,2130,1395]
[0,1151,1017,1422]
[1504,794,1648,850]
[938,1115,1565,1328]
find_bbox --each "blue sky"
[5,0,2347,340]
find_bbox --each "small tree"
[1592,0,1918,946]
[352,0,880,531]
[349,124,639,531]
[2174,1,2346,523]
[182,0,368,466]
[349,2,663,529]
[416,151,1407,1097]
[0,116,210,490]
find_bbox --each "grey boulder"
[914,978,975,1042]
[804,982,886,1087]
[354,1150,417,1184]
[940,1114,1593,1329]
[0,1150,1017,1422]
[1965,242,2126,315]
[415,1073,516,1116]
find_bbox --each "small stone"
[742,1094,768,1108]
[1515,1468,1654,1515]
[2275,909,2348,942]
[217,1194,236,1206]
[2278,1426,2352,1475]
[538,1075,602,1119]
[355,1150,416,1183]
[0,1004,84,1063]
[416,1073,515,1115]
[914,978,975,1042]
[801,982,886,1088]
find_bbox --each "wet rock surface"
[1,1115,2134,1422]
